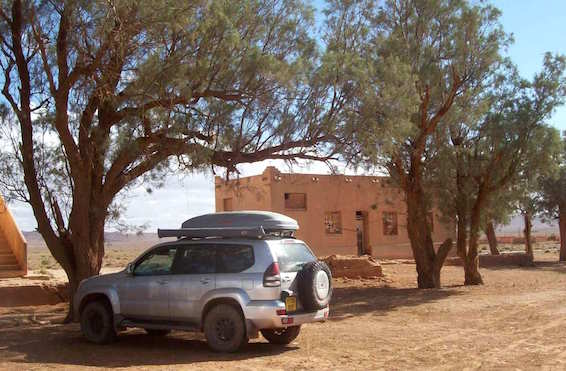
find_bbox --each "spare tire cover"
[297,261,333,311]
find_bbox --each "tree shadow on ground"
[0,325,297,367]
[329,285,462,321]
[0,284,462,367]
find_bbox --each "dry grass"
[28,243,150,271]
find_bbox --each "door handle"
[157,280,169,285]
[200,278,211,284]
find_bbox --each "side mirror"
[126,262,134,275]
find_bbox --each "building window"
[284,193,306,210]
[223,198,233,211]
[325,211,342,234]
[382,211,398,236]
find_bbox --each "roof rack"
[157,211,298,240]
[157,226,267,239]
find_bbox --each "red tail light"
[263,262,281,287]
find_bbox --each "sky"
[8,0,566,232]
[491,0,566,132]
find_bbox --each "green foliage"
[324,0,509,184]
[433,54,565,240]
[322,0,513,286]
[539,134,566,221]
[0,0,353,292]
[0,0,344,233]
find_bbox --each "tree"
[0,0,350,320]
[325,0,508,288]
[483,220,500,255]
[435,56,565,284]
[514,129,561,261]
[480,188,516,255]
[539,133,566,261]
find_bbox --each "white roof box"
[157,211,299,239]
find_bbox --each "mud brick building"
[215,167,454,259]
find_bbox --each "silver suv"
[74,212,332,352]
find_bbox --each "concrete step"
[0,254,17,265]
[0,263,20,271]
[0,270,25,279]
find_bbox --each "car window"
[173,245,216,274]
[134,246,177,276]
[216,244,254,273]
[271,241,316,272]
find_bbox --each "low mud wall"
[321,255,384,278]
[445,252,534,268]
[0,283,68,307]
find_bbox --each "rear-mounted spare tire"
[297,261,332,311]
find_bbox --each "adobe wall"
[215,171,272,213]
[215,167,455,259]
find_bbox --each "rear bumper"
[244,300,329,330]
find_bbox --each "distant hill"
[23,231,163,250]
[496,215,558,236]
[21,214,559,249]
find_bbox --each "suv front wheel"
[80,301,116,344]
[204,304,248,352]
[261,325,301,344]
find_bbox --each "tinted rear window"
[271,241,316,272]
[173,245,216,274]
[217,244,254,273]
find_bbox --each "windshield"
[271,241,316,272]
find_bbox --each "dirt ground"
[2,251,566,370]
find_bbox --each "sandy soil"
[2,252,566,370]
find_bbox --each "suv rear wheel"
[261,325,301,344]
[80,301,116,344]
[204,304,248,352]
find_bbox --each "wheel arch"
[78,289,120,317]
[201,297,245,327]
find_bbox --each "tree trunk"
[464,231,483,285]
[523,212,534,261]
[433,238,453,287]
[63,254,103,323]
[456,207,482,285]
[43,196,107,323]
[464,187,485,286]
[559,209,566,262]
[455,204,468,279]
[60,209,106,322]
[485,221,500,255]
[406,187,436,288]
[405,184,452,288]
[455,158,483,285]
[464,247,482,285]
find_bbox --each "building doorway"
[355,211,370,256]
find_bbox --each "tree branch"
[114,90,245,123]
[30,11,57,95]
